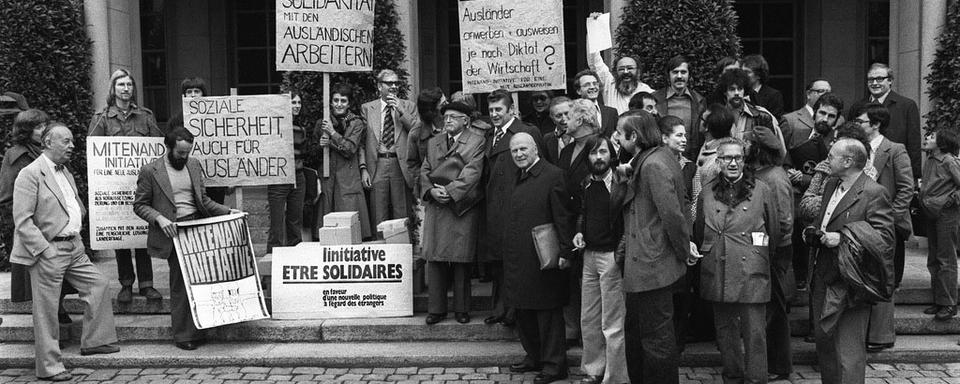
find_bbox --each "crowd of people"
[0,41,955,384]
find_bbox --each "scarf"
[713,170,756,208]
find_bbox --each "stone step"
[0,336,959,369]
[3,305,960,344]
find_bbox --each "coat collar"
[872,136,892,171]
[38,155,71,214]
[821,172,869,227]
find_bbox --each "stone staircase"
[2,244,960,368]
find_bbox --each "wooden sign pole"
[229,87,244,211]
[322,73,331,178]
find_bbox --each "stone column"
[395,1,420,96]
[84,0,111,111]
[919,0,947,121]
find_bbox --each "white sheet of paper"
[586,13,612,52]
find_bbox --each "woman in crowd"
[267,92,307,251]
[0,109,74,322]
[315,83,371,239]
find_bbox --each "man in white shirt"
[12,123,119,381]
[586,13,653,114]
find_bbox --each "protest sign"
[86,136,166,250]
[182,94,295,187]
[458,0,567,93]
[173,213,270,329]
[586,13,612,52]
[271,242,413,319]
[275,0,375,72]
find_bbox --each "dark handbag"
[910,195,926,237]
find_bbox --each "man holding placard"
[88,68,164,304]
[133,127,236,351]
[361,69,420,227]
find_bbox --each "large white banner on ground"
[86,136,166,250]
[173,213,270,329]
[271,242,413,319]
[182,94,295,187]
[275,0,375,72]
[457,0,567,93]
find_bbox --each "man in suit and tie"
[482,89,544,326]
[573,70,619,138]
[849,63,922,179]
[543,96,573,166]
[360,69,421,227]
[808,138,894,384]
[13,122,119,381]
[853,103,914,351]
[653,55,707,160]
[133,127,234,351]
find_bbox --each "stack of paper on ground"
[271,242,413,319]
[318,211,361,245]
[376,218,408,244]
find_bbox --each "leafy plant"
[615,0,741,93]
[925,0,960,133]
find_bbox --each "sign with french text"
[275,0,375,72]
[182,94,295,187]
[271,242,413,319]
[86,136,166,250]
[458,0,567,93]
[173,213,270,329]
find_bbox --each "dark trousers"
[674,264,716,348]
[168,248,203,343]
[267,171,306,253]
[792,224,809,285]
[116,248,153,288]
[714,302,767,384]
[867,234,905,345]
[927,212,959,306]
[516,307,567,376]
[625,285,679,384]
[563,254,583,341]
[767,245,793,375]
[812,272,870,384]
[488,261,516,321]
[427,261,470,314]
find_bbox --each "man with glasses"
[361,69,420,227]
[586,13,654,114]
[573,70,619,139]
[849,63,921,179]
[522,90,555,136]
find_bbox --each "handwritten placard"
[458,0,567,93]
[275,0,375,72]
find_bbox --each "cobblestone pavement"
[5,364,960,384]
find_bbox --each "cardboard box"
[317,225,360,245]
[322,211,361,244]
[376,218,409,244]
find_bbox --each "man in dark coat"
[809,138,894,384]
[542,97,573,166]
[482,89,545,326]
[503,132,575,384]
[848,63,921,179]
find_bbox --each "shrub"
[925,0,960,132]
[615,0,741,93]
[0,0,93,197]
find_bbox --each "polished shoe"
[80,344,120,356]
[509,362,541,373]
[580,374,603,384]
[140,287,163,300]
[866,342,894,353]
[57,312,72,324]
[38,371,72,381]
[936,305,957,321]
[483,315,503,325]
[533,372,567,384]
[425,313,446,325]
[455,312,470,324]
[117,286,133,303]
[768,373,790,382]
[924,305,941,315]
[175,341,199,350]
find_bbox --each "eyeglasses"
[532,95,549,102]
[809,89,829,94]
[380,80,400,86]
[853,118,870,125]
[867,76,890,84]
[717,155,744,164]
[580,81,599,88]
[615,66,637,72]
[443,114,468,121]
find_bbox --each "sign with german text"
[182,94,295,187]
[275,0,375,72]
[457,0,567,93]
[271,242,413,319]
[86,136,166,250]
[173,213,270,329]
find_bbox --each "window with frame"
[231,0,283,95]
[140,0,169,122]
[733,0,801,111]
[866,0,890,67]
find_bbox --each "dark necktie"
[447,136,455,150]
[492,128,505,150]
[382,106,395,148]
